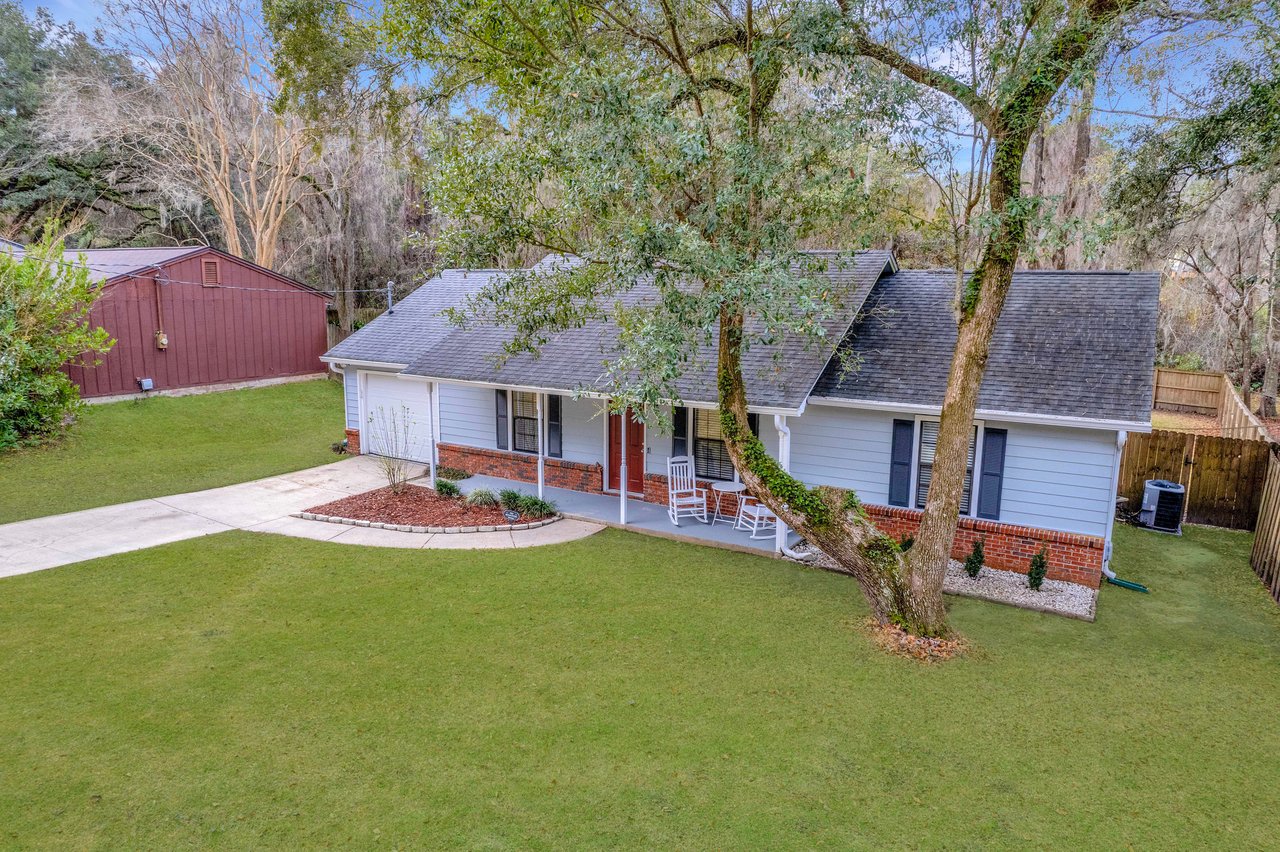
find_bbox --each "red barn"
[49,246,330,398]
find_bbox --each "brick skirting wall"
[437,442,1104,588]
[438,443,606,494]
[865,505,1104,588]
[345,428,361,455]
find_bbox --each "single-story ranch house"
[323,251,1159,589]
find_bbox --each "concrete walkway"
[0,457,603,579]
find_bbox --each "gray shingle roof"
[811,269,1160,423]
[2,244,208,283]
[326,251,893,410]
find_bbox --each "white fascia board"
[806,396,1152,433]
[323,357,409,371]
[406,374,802,415]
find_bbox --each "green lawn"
[1,524,1277,848]
[0,380,344,523]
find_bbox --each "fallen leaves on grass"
[866,619,967,662]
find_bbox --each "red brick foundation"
[345,428,361,455]
[437,442,1103,588]
[438,443,606,494]
[865,505,1104,588]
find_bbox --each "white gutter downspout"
[427,381,438,488]
[1102,430,1128,580]
[774,414,815,561]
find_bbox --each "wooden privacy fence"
[1117,429,1272,530]
[1218,375,1271,441]
[1153,367,1223,415]
[1250,449,1280,603]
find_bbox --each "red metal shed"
[57,246,331,398]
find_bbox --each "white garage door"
[362,373,433,462]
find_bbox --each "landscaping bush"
[466,488,498,507]
[1028,547,1049,590]
[516,495,557,519]
[0,231,113,449]
[964,538,985,578]
[899,535,914,551]
[437,466,472,481]
[498,488,525,510]
[434,479,462,498]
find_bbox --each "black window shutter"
[495,390,508,450]
[888,419,914,507]
[977,428,1007,520]
[547,395,562,458]
[747,412,759,437]
[672,406,689,457]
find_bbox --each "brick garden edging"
[292,511,562,534]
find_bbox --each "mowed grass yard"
[0,380,344,524]
[2,524,1278,848]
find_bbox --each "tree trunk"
[714,307,945,635]
[1053,79,1094,270]
[904,130,1036,601]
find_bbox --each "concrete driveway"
[1,457,389,578]
[0,457,603,579]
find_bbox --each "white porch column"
[619,412,629,525]
[536,392,546,499]
[774,414,791,553]
[427,382,438,487]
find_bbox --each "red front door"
[607,408,646,494]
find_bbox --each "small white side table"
[710,481,747,525]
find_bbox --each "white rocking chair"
[666,455,708,526]
[735,496,778,539]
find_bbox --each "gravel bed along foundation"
[788,545,1096,621]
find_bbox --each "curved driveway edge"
[0,457,602,578]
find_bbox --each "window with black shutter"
[888,419,914,507]
[511,391,539,454]
[691,408,759,481]
[547,395,563,458]
[495,390,508,450]
[915,421,978,514]
[671,406,689,457]
[976,428,1007,520]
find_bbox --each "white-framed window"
[495,389,562,457]
[913,417,982,516]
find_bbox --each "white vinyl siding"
[438,382,497,449]
[993,423,1117,537]
[789,404,894,504]
[343,369,359,429]
[789,404,1116,538]
[561,397,604,465]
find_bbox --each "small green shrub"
[437,466,473,481]
[499,488,525,510]
[899,535,915,552]
[466,488,498,507]
[517,496,557,519]
[434,479,462,498]
[1028,547,1048,590]
[964,538,985,578]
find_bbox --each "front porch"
[456,473,804,556]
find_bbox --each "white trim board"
[807,397,1151,433]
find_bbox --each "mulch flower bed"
[306,486,525,527]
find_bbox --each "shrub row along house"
[324,252,1159,589]
[4,243,329,398]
